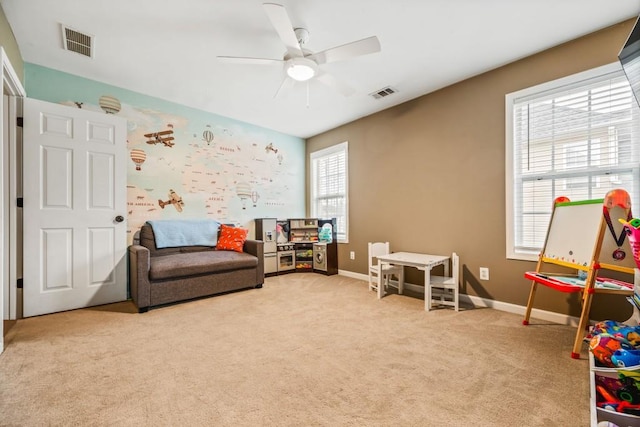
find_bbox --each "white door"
[23,98,127,317]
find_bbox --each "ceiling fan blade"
[263,3,304,58]
[217,56,283,65]
[307,36,381,65]
[316,72,356,97]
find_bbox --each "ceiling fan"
[217,2,381,98]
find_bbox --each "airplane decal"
[158,189,184,212]
[145,129,175,147]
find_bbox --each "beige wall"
[307,19,637,320]
[0,4,23,84]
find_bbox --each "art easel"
[522,194,635,359]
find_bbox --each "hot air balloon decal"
[130,148,146,171]
[202,129,214,145]
[236,182,252,210]
[251,190,260,207]
[98,95,121,114]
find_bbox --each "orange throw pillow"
[216,224,248,252]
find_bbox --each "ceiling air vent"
[369,86,398,100]
[61,25,93,58]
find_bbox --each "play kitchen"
[255,218,337,276]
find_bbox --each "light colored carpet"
[0,274,589,426]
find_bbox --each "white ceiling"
[3,0,640,138]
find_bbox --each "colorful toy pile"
[591,320,640,367]
[590,320,640,418]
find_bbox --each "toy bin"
[590,353,640,426]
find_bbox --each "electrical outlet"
[350,251,355,260]
[480,267,489,281]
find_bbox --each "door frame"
[1,47,25,354]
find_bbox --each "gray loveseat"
[128,223,264,312]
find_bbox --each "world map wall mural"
[121,103,301,238]
[24,64,306,244]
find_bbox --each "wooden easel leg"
[571,290,594,359]
[523,281,538,325]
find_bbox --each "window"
[310,142,349,243]
[506,63,640,261]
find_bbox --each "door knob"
[115,215,124,223]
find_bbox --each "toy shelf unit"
[255,217,338,275]
[294,243,314,272]
[589,351,640,426]
[289,218,317,272]
[588,293,640,427]
[289,218,319,242]
[522,192,636,359]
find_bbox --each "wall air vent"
[61,25,93,58]
[369,86,398,100]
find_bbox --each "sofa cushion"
[216,224,249,252]
[149,250,258,281]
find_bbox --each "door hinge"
[16,197,23,207]
[16,117,23,127]
[17,278,23,289]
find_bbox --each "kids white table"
[376,251,450,311]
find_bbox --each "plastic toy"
[612,349,640,367]
[597,384,618,403]
[597,381,640,416]
[604,188,632,210]
[616,370,640,405]
[598,399,640,415]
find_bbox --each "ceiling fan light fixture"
[286,57,317,81]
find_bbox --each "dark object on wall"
[619,15,640,107]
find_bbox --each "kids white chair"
[426,252,460,311]
[368,242,404,294]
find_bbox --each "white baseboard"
[337,269,581,327]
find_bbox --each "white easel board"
[543,199,603,269]
[525,196,636,359]
[542,199,636,273]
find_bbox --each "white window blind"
[506,63,640,260]
[310,142,349,243]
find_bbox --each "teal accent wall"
[25,63,305,243]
